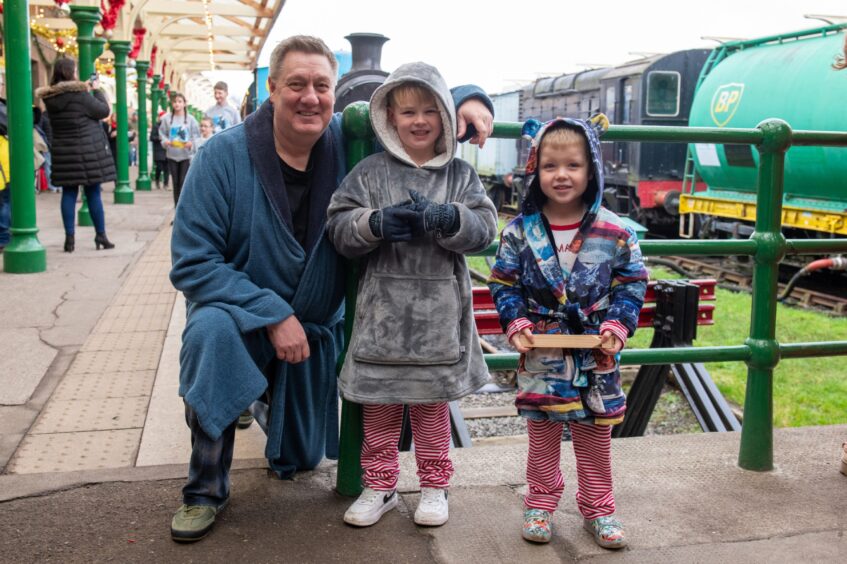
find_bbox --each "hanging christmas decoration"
[148,45,157,79]
[31,22,78,56]
[129,27,146,60]
[95,58,115,76]
[54,0,71,16]
[99,0,126,36]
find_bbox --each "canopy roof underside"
[31,0,285,73]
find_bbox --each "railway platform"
[1,182,846,562]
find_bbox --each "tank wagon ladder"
[680,45,730,238]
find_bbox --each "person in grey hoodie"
[159,92,200,206]
[327,62,498,529]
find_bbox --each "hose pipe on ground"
[778,256,847,302]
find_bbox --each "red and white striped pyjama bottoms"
[361,403,453,491]
[524,418,615,519]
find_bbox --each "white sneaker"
[343,487,398,527]
[414,487,449,526]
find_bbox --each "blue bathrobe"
[170,100,347,477]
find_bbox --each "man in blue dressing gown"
[168,35,494,542]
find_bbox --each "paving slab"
[7,428,143,473]
[136,292,267,467]
[0,328,57,405]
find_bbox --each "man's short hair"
[213,81,228,92]
[268,35,338,82]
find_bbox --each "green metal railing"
[335,102,847,495]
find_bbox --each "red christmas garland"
[129,27,145,59]
[148,45,157,78]
[100,0,126,32]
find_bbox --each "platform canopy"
[29,0,285,75]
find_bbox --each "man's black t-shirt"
[277,156,312,247]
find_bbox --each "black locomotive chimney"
[344,33,389,74]
[334,33,391,112]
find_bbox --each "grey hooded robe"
[327,62,498,404]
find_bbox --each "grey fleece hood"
[369,62,456,169]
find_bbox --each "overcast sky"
[211,0,846,98]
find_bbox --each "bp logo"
[710,83,744,127]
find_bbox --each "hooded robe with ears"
[488,117,648,426]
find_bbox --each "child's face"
[538,138,591,216]
[200,121,213,137]
[388,91,442,164]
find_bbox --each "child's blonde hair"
[538,126,591,164]
[387,83,436,108]
[200,117,214,128]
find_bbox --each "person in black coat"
[150,114,169,189]
[36,57,115,252]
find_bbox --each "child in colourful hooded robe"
[487,116,647,548]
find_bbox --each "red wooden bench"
[472,279,716,336]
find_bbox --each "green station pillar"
[2,0,46,272]
[163,84,171,113]
[135,61,151,191]
[70,5,103,227]
[110,40,133,204]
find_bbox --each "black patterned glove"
[408,190,460,237]
[368,206,420,242]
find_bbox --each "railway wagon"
[468,50,710,233]
[681,24,847,241]
[459,90,523,210]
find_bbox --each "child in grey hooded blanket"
[327,62,498,528]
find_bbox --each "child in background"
[195,117,214,151]
[487,116,647,548]
[327,62,497,528]
[150,111,169,190]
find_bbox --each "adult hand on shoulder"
[456,98,493,148]
[599,330,622,355]
[267,315,310,364]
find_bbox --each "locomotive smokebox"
[334,33,390,112]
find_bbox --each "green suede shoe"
[237,409,255,430]
[171,504,219,542]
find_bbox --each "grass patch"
[629,267,847,427]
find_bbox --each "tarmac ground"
[1,177,846,563]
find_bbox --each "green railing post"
[135,61,152,191]
[111,40,133,204]
[70,6,102,228]
[335,101,374,497]
[738,119,791,471]
[2,0,47,273]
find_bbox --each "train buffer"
[471,278,739,438]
